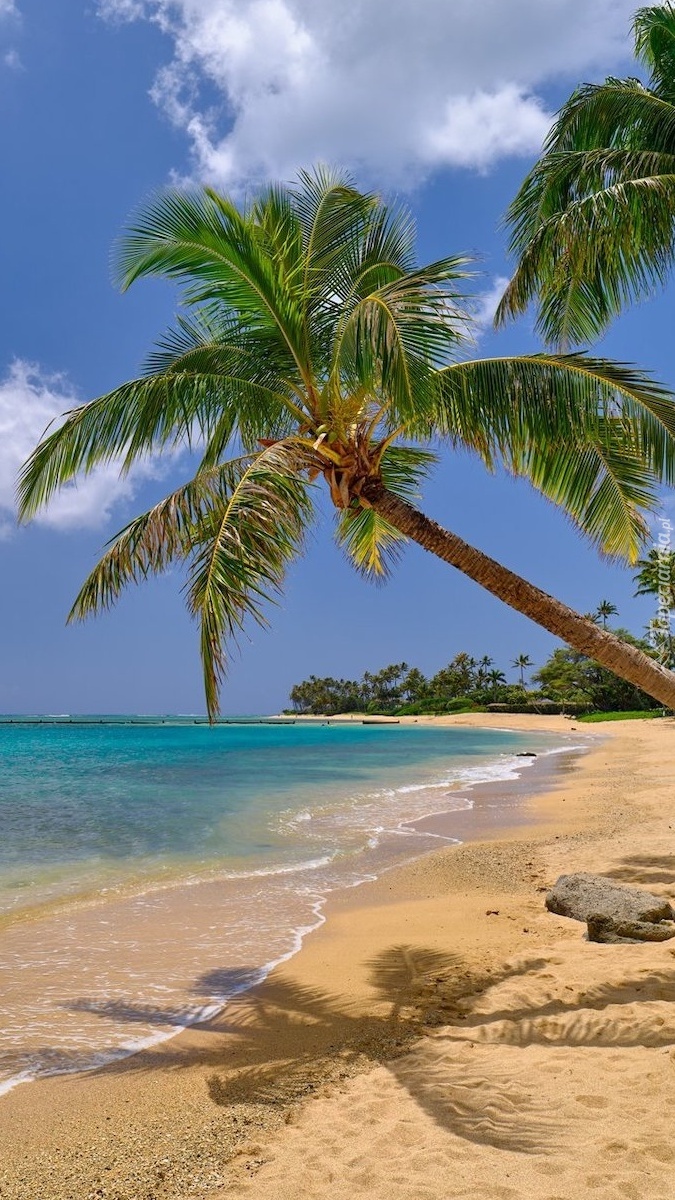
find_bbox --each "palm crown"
[18,169,675,715]
[497,3,675,346]
[634,546,675,606]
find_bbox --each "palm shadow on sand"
[46,943,675,1152]
[604,854,675,886]
[11,944,675,1155]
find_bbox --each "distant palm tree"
[511,653,533,687]
[634,547,675,609]
[16,169,675,715]
[595,600,619,629]
[476,655,494,685]
[498,3,675,346]
[487,669,507,695]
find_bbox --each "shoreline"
[404,737,588,842]
[0,718,580,1104]
[4,714,675,1199]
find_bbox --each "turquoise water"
[0,719,577,1095]
[0,720,560,909]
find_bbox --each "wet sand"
[2,714,675,1199]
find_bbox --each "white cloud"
[422,89,550,172]
[0,361,168,534]
[96,0,145,19]
[474,276,511,331]
[3,48,22,69]
[0,1,18,17]
[97,0,637,188]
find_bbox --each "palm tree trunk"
[364,482,675,710]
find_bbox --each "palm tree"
[16,170,675,716]
[635,546,675,665]
[497,4,675,346]
[595,600,619,629]
[476,655,494,686]
[645,615,675,665]
[487,669,508,695]
[511,653,533,687]
[634,546,675,608]
[401,666,427,702]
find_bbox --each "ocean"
[0,718,581,1095]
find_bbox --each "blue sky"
[0,0,671,715]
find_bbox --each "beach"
[1,712,675,1199]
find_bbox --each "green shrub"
[394,698,481,716]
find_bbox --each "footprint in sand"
[616,1180,642,1199]
[575,1094,609,1108]
[584,1173,614,1189]
[644,1141,675,1163]
[534,1161,566,1177]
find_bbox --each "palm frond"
[633,4,675,95]
[115,188,311,385]
[438,353,675,458]
[292,166,378,286]
[332,255,474,426]
[17,374,211,520]
[68,461,239,618]
[331,201,419,304]
[543,79,675,156]
[633,545,675,599]
[143,309,236,375]
[437,353,675,559]
[335,507,405,581]
[71,446,314,718]
[291,167,382,370]
[516,423,655,561]
[16,363,304,521]
[498,161,675,343]
[185,445,313,717]
[499,74,675,343]
[335,445,437,580]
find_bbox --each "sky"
[0,0,672,715]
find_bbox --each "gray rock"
[546,872,674,925]
[587,915,675,943]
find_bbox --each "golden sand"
[2,714,675,1200]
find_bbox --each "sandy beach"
[2,712,675,1200]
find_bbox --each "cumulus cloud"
[97,0,636,188]
[0,361,168,534]
[473,276,511,331]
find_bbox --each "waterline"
[0,722,585,1095]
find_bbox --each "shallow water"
[0,719,579,1094]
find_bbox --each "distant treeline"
[287,633,662,716]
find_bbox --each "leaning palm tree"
[497,3,675,346]
[17,170,675,716]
